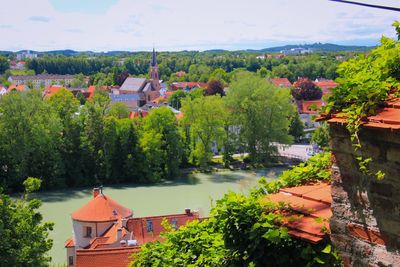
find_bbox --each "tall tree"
[225,71,295,163]
[181,95,226,167]
[141,107,183,179]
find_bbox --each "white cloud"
[0,0,398,51]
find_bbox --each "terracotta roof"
[270,78,292,87]
[170,82,207,90]
[298,99,323,114]
[327,98,400,130]
[71,194,133,222]
[44,85,65,97]
[126,211,199,245]
[76,246,139,267]
[266,182,331,244]
[7,84,28,93]
[314,80,338,89]
[65,238,74,248]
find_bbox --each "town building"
[16,50,37,60]
[0,84,7,95]
[113,49,161,108]
[8,74,75,89]
[66,188,199,267]
[270,77,292,88]
[296,99,324,131]
[170,82,207,91]
[314,78,338,95]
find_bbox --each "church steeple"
[151,48,157,67]
[149,48,160,92]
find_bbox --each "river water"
[35,167,286,265]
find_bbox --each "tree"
[141,107,183,179]
[205,80,225,96]
[311,122,330,148]
[225,71,295,163]
[108,102,130,119]
[288,113,305,142]
[168,90,188,110]
[0,177,53,266]
[257,66,269,78]
[208,68,229,85]
[181,95,226,167]
[291,77,322,100]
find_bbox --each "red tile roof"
[327,98,400,130]
[76,246,139,267]
[270,78,292,87]
[71,194,133,222]
[266,182,331,244]
[44,85,65,97]
[7,84,28,93]
[298,100,323,114]
[314,80,338,89]
[65,238,74,248]
[170,82,207,91]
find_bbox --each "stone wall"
[330,124,400,267]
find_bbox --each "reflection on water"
[37,167,287,264]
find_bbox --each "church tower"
[150,48,161,91]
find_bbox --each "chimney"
[93,188,100,198]
[117,228,122,241]
[185,208,191,215]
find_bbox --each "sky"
[0,0,399,52]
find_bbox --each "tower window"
[147,220,153,232]
[84,226,92,237]
[68,256,74,266]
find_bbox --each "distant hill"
[2,43,374,57]
[255,43,374,53]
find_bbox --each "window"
[68,256,74,266]
[146,220,153,232]
[170,219,178,230]
[84,226,92,237]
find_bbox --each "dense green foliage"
[311,122,330,148]
[325,30,400,179]
[0,71,296,192]
[226,72,295,163]
[0,177,53,266]
[23,51,345,87]
[133,153,339,267]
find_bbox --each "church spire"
[151,48,157,67]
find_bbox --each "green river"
[35,168,286,265]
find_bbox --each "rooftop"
[266,182,331,244]
[270,78,292,87]
[327,97,400,130]
[71,191,133,222]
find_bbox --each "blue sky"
[0,0,399,52]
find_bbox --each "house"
[296,99,324,130]
[66,188,199,267]
[9,60,26,70]
[270,78,292,88]
[8,74,75,89]
[170,82,207,91]
[16,50,37,60]
[314,79,338,95]
[43,85,65,97]
[6,84,29,93]
[115,49,161,107]
[266,53,285,59]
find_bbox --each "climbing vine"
[324,24,400,180]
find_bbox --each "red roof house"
[66,188,199,267]
[270,78,292,88]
